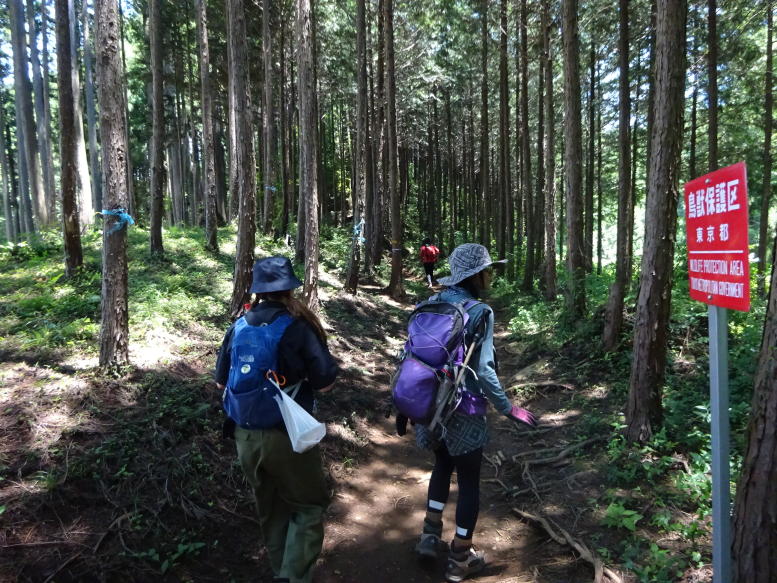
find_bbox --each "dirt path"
[0,277,624,583]
[314,284,597,583]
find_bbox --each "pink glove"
[507,405,537,427]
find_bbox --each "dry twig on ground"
[512,508,623,583]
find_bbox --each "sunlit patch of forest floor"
[0,238,714,583]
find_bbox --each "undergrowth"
[492,259,765,582]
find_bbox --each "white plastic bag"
[274,389,326,453]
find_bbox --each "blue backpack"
[223,313,294,429]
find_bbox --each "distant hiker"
[401,243,537,583]
[420,238,441,287]
[215,256,338,583]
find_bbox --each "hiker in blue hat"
[215,256,338,583]
[412,243,537,583]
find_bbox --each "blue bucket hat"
[437,243,506,286]
[250,256,303,294]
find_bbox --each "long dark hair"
[252,290,327,343]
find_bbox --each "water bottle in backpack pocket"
[223,314,294,429]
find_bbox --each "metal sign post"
[684,162,750,583]
[708,304,730,583]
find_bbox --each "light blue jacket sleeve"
[465,305,512,415]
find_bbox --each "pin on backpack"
[391,296,484,436]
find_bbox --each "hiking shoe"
[445,546,486,582]
[414,533,449,559]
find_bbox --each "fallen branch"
[217,502,262,527]
[509,380,577,391]
[512,508,623,583]
[513,435,607,465]
[0,540,78,549]
[43,550,84,583]
[93,511,134,554]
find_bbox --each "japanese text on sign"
[684,162,750,312]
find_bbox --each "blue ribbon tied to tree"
[353,217,365,244]
[99,208,135,234]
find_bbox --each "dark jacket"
[215,301,339,423]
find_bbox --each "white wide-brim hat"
[437,243,507,286]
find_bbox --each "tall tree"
[149,0,165,255]
[520,0,534,287]
[385,0,403,299]
[262,0,275,233]
[497,0,510,265]
[625,0,687,443]
[345,0,368,294]
[83,0,102,213]
[69,0,94,227]
[9,0,46,230]
[1,97,19,243]
[478,0,489,246]
[603,0,633,351]
[584,38,595,273]
[27,0,55,223]
[55,0,83,276]
[758,0,774,297]
[732,233,777,582]
[707,0,718,171]
[96,0,132,367]
[562,0,585,318]
[542,0,556,300]
[196,0,218,252]
[228,0,257,318]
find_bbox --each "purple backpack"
[391,298,485,429]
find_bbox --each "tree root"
[512,508,623,583]
[513,435,607,466]
[509,380,577,391]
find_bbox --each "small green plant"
[602,502,643,532]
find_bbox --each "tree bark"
[562,0,585,318]
[758,0,774,297]
[584,38,595,273]
[625,0,687,443]
[542,0,556,300]
[520,0,533,288]
[196,0,218,252]
[149,0,165,255]
[603,0,633,351]
[384,0,403,299]
[707,0,718,171]
[9,0,45,231]
[83,0,102,213]
[298,0,320,308]
[55,0,83,276]
[27,0,56,225]
[96,0,131,368]
[0,104,16,242]
[498,0,510,269]
[478,0,489,247]
[262,0,275,233]
[732,232,777,582]
[345,0,368,294]
[69,0,95,228]
[227,0,257,318]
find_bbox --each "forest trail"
[314,280,599,583]
[0,271,651,583]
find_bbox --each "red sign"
[684,162,750,312]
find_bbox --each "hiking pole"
[428,328,484,435]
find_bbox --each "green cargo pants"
[235,426,330,583]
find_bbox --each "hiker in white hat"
[413,243,537,583]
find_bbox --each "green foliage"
[602,502,644,532]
